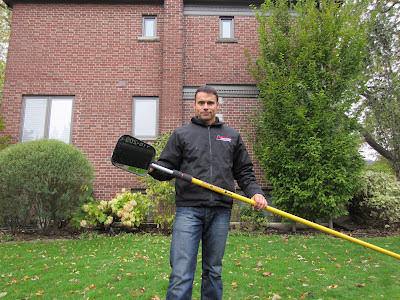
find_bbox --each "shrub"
[71,189,151,231]
[144,180,175,231]
[140,133,176,232]
[366,157,396,177]
[239,205,268,232]
[0,139,94,232]
[350,170,400,228]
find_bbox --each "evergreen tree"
[248,0,367,220]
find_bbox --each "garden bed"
[2,219,399,243]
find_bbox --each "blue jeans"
[166,206,231,300]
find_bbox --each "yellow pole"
[191,178,400,260]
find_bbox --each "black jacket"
[150,117,264,208]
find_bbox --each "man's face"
[194,92,219,125]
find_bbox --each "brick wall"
[160,0,184,132]
[183,14,260,85]
[1,1,268,202]
[2,3,164,201]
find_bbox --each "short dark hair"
[194,85,218,101]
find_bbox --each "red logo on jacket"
[216,135,232,142]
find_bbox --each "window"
[139,15,160,41]
[220,17,234,39]
[142,16,157,38]
[21,96,74,143]
[133,97,158,138]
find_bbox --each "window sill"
[135,137,157,141]
[215,38,238,43]
[138,37,161,42]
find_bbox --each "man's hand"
[251,194,268,211]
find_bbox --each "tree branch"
[378,1,400,13]
[361,129,395,161]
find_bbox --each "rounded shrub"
[0,139,94,232]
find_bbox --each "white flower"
[122,211,130,220]
[108,199,118,207]
[104,216,113,226]
[80,220,88,228]
[123,203,133,212]
[82,205,90,213]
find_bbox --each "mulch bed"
[0,229,81,242]
[2,221,399,242]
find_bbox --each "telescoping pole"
[151,163,400,260]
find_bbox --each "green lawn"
[1,232,399,299]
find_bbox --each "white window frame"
[20,96,74,143]
[142,15,157,38]
[219,16,234,39]
[133,97,159,139]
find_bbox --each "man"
[150,85,267,300]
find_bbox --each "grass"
[1,231,399,299]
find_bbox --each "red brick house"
[1,0,268,202]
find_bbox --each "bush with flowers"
[71,189,151,230]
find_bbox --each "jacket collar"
[191,116,224,127]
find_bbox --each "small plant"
[0,232,13,243]
[231,203,241,222]
[140,133,176,232]
[142,179,175,231]
[72,189,152,231]
[78,231,100,240]
[239,205,268,232]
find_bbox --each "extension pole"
[152,163,400,260]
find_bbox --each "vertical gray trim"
[69,98,75,144]
[44,97,52,139]
[19,98,27,143]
